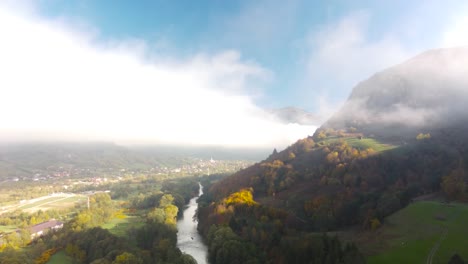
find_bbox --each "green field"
[365,201,468,264]
[47,251,76,264]
[16,195,86,212]
[0,225,18,233]
[344,137,396,152]
[102,215,145,237]
[320,136,397,153]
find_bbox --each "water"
[177,183,208,264]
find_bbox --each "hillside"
[198,47,468,263]
[364,201,468,264]
[324,47,468,141]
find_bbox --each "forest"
[0,173,206,264]
[198,126,468,263]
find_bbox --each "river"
[177,183,208,264]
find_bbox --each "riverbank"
[177,183,208,264]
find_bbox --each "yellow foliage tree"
[224,189,257,206]
[370,218,381,231]
[416,133,431,140]
[441,168,466,201]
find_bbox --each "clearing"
[0,193,87,215]
[319,136,397,153]
[359,201,468,264]
[0,225,18,233]
[102,214,145,238]
[47,250,77,264]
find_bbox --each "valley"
[0,144,251,263]
[2,1,468,262]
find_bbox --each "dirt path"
[426,206,464,264]
[426,228,448,264]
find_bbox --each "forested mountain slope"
[198,47,468,263]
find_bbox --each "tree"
[448,254,465,264]
[178,254,197,264]
[160,194,175,208]
[112,252,142,264]
[317,130,327,139]
[416,133,431,140]
[441,168,466,201]
[164,204,178,226]
[147,208,165,224]
[370,218,381,231]
[65,243,86,262]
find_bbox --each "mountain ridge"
[322,46,468,141]
[198,47,468,263]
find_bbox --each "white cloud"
[304,8,468,126]
[308,12,411,92]
[302,11,417,121]
[442,15,468,48]
[0,4,316,148]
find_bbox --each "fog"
[326,47,468,130]
[0,4,316,149]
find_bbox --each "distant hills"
[0,142,263,179]
[198,47,468,262]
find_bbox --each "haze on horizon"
[0,2,316,149]
[1,1,468,149]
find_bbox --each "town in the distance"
[1,1,468,264]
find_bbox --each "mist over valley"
[1,1,468,264]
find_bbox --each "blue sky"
[1,1,467,147]
[34,0,468,110]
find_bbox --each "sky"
[1,0,468,148]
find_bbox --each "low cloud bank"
[328,47,468,128]
[0,4,316,149]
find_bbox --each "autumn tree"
[441,167,466,201]
[112,252,142,264]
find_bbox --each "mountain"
[268,107,320,125]
[323,47,468,141]
[197,47,468,263]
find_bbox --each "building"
[30,219,63,238]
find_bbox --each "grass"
[363,201,468,264]
[39,196,87,210]
[319,136,397,153]
[344,138,396,152]
[0,225,18,233]
[102,215,145,237]
[16,195,87,212]
[47,251,77,264]
[17,196,63,210]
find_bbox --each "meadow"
[102,214,145,238]
[4,194,87,214]
[320,136,397,153]
[46,250,76,264]
[0,225,17,233]
[363,201,468,263]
